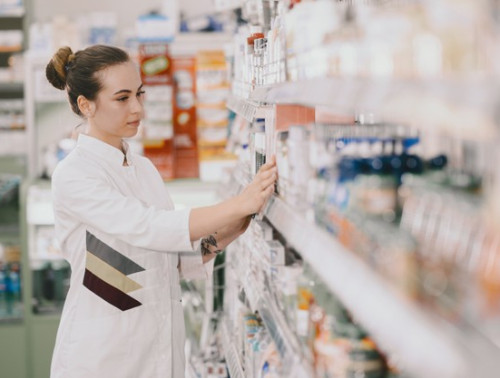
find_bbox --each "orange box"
[275,104,315,131]
[139,43,173,86]
[143,139,175,180]
[172,56,199,179]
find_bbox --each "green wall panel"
[28,318,59,378]
[0,323,27,378]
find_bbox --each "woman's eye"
[137,90,145,97]
[117,96,128,102]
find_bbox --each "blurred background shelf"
[220,319,245,378]
[0,6,25,17]
[223,166,500,378]
[264,193,500,378]
[0,82,23,98]
[229,77,499,141]
[227,94,267,122]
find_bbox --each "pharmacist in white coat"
[46,45,277,378]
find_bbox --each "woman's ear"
[77,95,95,118]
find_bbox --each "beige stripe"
[86,251,142,293]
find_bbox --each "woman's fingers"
[258,184,275,212]
[240,155,277,215]
[261,173,276,189]
[256,155,276,174]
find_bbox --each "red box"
[275,104,315,131]
[139,43,173,86]
[172,56,199,178]
[143,139,175,181]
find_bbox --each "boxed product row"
[284,0,499,81]
[227,112,500,345]
[231,0,500,93]
[0,30,22,52]
[0,255,21,320]
[224,218,402,377]
[0,99,24,130]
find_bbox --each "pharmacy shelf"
[268,76,493,106]
[228,244,314,377]
[227,94,268,122]
[263,193,500,378]
[187,361,198,378]
[255,289,313,378]
[214,0,245,12]
[0,6,25,17]
[220,319,245,378]
[0,46,22,53]
[0,82,23,97]
[0,175,20,205]
[241,76,499,140]
[225,167,500,377]
[30,254,64,263]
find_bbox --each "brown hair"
[45,45,130,116]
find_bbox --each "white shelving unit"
[222,10,500,372]
[25,183,63,264]
[24,52,79,179]
[227,94,269,122]
[0,5,25,17]
[229,76,498,141]
[222,166,500,378]
[220,319,245,378]
[226,252,314,377]
[263,195,481,378]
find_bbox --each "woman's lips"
[128,120,141,127]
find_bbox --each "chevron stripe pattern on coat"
[84,231,144,311]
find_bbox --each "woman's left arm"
[200,215,252,263]
[178,215,252,280]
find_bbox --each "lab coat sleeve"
[178,240,215,281]
[52,163,196,253]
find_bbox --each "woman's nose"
[131,96,143,114]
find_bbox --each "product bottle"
[0,263,6,316]
[53,260,69,305]
[346,326,387,378]
[246,27,265,90]
[7,263,21,315]
[254,132,267,176]
[274,130,289,196]
[296,264,315,347]
[4,264,13,315]
[250,118,266,175]
[287,125,311,210]
[43,262,56,303]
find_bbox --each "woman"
[46,44,276,378]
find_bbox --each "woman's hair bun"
[46,46,75,90]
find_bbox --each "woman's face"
[87,61,145,149]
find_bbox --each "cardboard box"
[143,139,175,180]
[172,56,199,178]
[139,43,173,86]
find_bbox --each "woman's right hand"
[237,156,277,216]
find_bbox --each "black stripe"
[83,269,142,311]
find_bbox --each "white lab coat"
[50,134,213,378]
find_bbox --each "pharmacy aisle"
[202,1,500,378]
[0,0,28,376]
[2,2,236,376]
[1,0,500,377]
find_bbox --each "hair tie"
[64,63,71,73]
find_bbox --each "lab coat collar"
[77,133,133,167]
